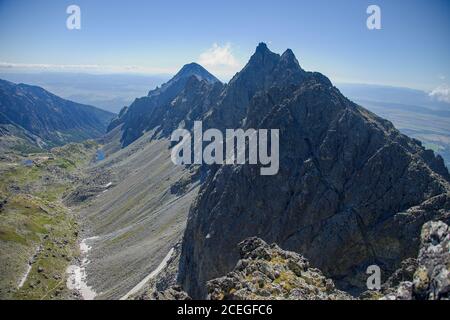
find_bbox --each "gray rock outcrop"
[207,237,353,300]
[381,220,450,300]
[151,285,191,301]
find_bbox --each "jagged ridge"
[177,44,450,298]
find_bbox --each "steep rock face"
[110,63,222,146]
[178,45,450,298]
[207,237,353,300]
[0,79,114,147]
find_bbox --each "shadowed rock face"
[177,44,450,298]
[109,63,222,147]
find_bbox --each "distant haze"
[338,83,450,168]
[0,72,169,113]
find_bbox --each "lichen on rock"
[206,237,353,300]
[380,220,450,300]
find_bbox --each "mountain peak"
[178,62,206,74]
[174,62,219,84]
[244,42,280,70]
[280,48,302,70]
[253,42,278,58]
[256,42,269,52]
[281,48,295,59]
[147,62,219,97]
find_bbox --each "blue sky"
[0,0,449,93]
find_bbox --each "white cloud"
[198,43,238,68]
[198,43,242,79]
[0,62,176,75]
[429,84,450,104]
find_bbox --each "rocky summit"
[206,237,353,300]
[177,43,450,298]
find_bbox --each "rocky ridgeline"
[152,237,352,300]
[0,79,114,148]
[108,63,223,146]
[206,237,353,300]
[152,220,449,300]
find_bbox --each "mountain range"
[0,43,449,300]
[0,79,115,151]
[0,72,169,114]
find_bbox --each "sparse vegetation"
[0,141,98,299]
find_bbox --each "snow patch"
[18,264,32,289]
[66,236,99,300]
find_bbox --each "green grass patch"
[0,226,27,245]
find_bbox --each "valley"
[0,141,98,299]
[69,130,200,299]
